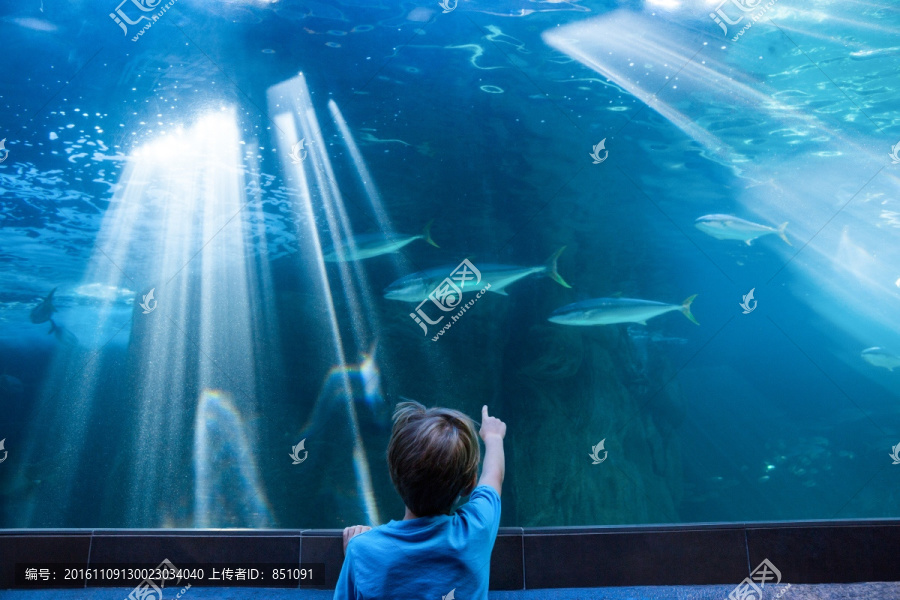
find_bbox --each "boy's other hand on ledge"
[343,525,372,556]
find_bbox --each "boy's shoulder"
[463,484,501,510]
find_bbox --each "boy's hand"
[479,405,506,441]
[342,525,371,556]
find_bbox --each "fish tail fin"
[778,222,791,246]
[47,318,57,335]
[545,246,572,288]
[423,219,439,248]
[681,294,700,326]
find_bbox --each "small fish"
[48,319,78,346]
[626,327,688,344]
[358,132,411,146]
[549,295,699,326]
[323,221,439,262]
[695,214,791,246]
[29,287,58,324]
[861,347,900,371]
[384,247,570,302]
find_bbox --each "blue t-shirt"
[334,485,501,600]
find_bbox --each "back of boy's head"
[387,400,480,517]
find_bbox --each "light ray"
[14,107,281,528]
[267,72,382,526]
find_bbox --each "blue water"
[0,0,899,529]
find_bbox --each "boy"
[335,402,507,600]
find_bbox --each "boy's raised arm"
[477,405,507,497]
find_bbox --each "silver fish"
[695,214,791,246]
[323,221,439,262]
[861,347,900,371]
[549,295,699,326]
[29,287,57,324]
[384,247,570,302]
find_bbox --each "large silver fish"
[695,214,791,246]
[29,287,57,324]
[384,247,570,302]
[323,221,438,262]
[549,295,699,326]
[861,347,900,371]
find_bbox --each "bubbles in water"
[480,85,504,94]
[327,30,347,36]
[325,42,341,48]
[351,24,373,33]
[261,48,275,54]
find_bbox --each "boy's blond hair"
[387,400,480,517]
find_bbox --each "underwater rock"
[517,324,583,380]
[505,328,682,526]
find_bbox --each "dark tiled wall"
[2,521,900,590]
